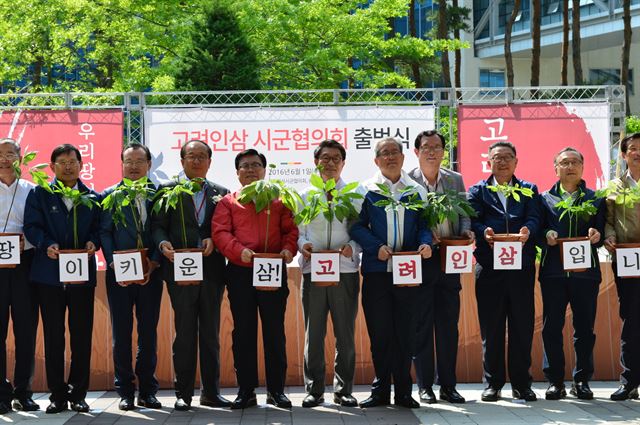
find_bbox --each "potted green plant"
[422,189,477,271]
[553,192,598,272]
[486,182,535,241]
[237,164,301,290]
[295,171,363,286]
[101,176,156,285]
[596,180,640,261]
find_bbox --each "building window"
[480,69,505,87]
[589,68,634,95]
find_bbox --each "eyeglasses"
[238,162,264,170]
[556,160,583,168]
[377,150,402,159]
[419,145,444,153]
[123,160,148,167]
[54,160,80,168]
[318,155,343,164]
[183,155,208,163]
[490,155,515,163]
[0,154,18,161]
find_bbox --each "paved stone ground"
[2,382,640,424]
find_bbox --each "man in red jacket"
[212,149,298,409]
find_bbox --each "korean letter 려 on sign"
[253,257,282,288]
[391,253,422,285]
[0,234,20,266]
[616,247,640,278]
[493,241,522,270]
[174,251,203,282]
[311,251,341,283]
[113,251,144,282]
[59,252,90,282]
[444,245,473,274]
[561,239,591,271]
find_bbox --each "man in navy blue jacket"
[350,137,432,409]
[100,143,163,411]
[468,141,540,402]
[538,147,604,400]
[23,144,101,414]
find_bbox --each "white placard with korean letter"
[445,245,473,274]
[311,252,341,282]
[493,241,523,270]
[59,252,89,282]
[253,257,283,288]
[174,252,203,281]
[0,235,20,266]
[391,254,422,285]
[113,252,144,282]
[562,240,591,270]
[616,247,640,277]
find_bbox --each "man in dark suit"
[151,139,230,411]
[409,130,472,405]
[23,144,101,414]
[100,143,163,411]
[468,141,540,402]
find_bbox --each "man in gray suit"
[409,130,473,404]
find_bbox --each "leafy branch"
[596,180,640,232]
[487,182,534,233]
[422,190,477,230]
[152,177,203,248]
[372,183,424,251]
[555,192,598,238]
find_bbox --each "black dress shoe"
[545,383,566,400]
[333,393,358,407]
[46,400,68,414]
[302,393,324,408]
[12,397,39,411]
[200,394,231,408]
[419,387,437,404]
[266,392,292,408]
[481,386,501,402]
[0,401,11,414]
[611,384,640,401]
[359,394,390,408]
[230,391,257,410]
[440,387,466,403]
[70,399,90,412]
[394,395,420,408]
[570,382,593,400]
[512,387,537,401]
[119,397,135,411]
[174,398,191,411]
[138,394,161,409]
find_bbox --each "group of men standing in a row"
[0,131,639,416]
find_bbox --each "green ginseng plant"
[422,189,477,235]
[552,192,599,271]
[486,182,535,233]
[152,177,203,248]
[596,179,640,233]
[373,183,425,251]
[294,171,363,249]
[237,164,302,253]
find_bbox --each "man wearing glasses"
[538,148,604,400]
[298,139,361,408]
[409,130,472,405]
[151,139,231,410]
[24,144,101,413]
[468,141,540,402]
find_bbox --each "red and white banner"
[458,103,610,191]
[0,110,124,192]
[144,106,435,191]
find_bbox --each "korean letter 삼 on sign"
[174,251,203,282]
[391,253,422,285]
[113,251,144,282]
[59,252,90,282]
[253,257,282,288]
[445,245,473,274]
[493,241,523,270]
[616,247,640,278]
[311,252,340,283]
[0,234,20,266]
[562,239,591,270]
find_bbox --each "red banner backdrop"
[0,110,124,192]
[458,104,610,191]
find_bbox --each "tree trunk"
[504,0,521,87]
[530,0,541,90]
[622,0,632,116]
[571,0,583,84]
[561,0,569,85]
[438,0,451,88]
[33,57,43,89]
[453,0,462,89]
[408,0,422,88]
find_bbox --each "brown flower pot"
[113,248,149,286]
[311,249,340,287]
[253,253,284,291]
[0,232,21,269]
[557,236,590,272]
[174,248,204,286]
[59,249,89,285]
[439,237,473,272]
[390,251,421,287]
[615,242,640,279]
[492,233,521,242]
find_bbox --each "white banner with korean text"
[144,106,435,191]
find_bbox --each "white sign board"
[391,253,422,285]
[311,252,341,282]
[113,251,144,282]
[493,241,523,270]
[444,245,473,274]
[59,252,90,282]
[0,235,20,266]
[253,257,283,288]
[174,251,203,282]
[616,247,640,277]
[562,239,592,270]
